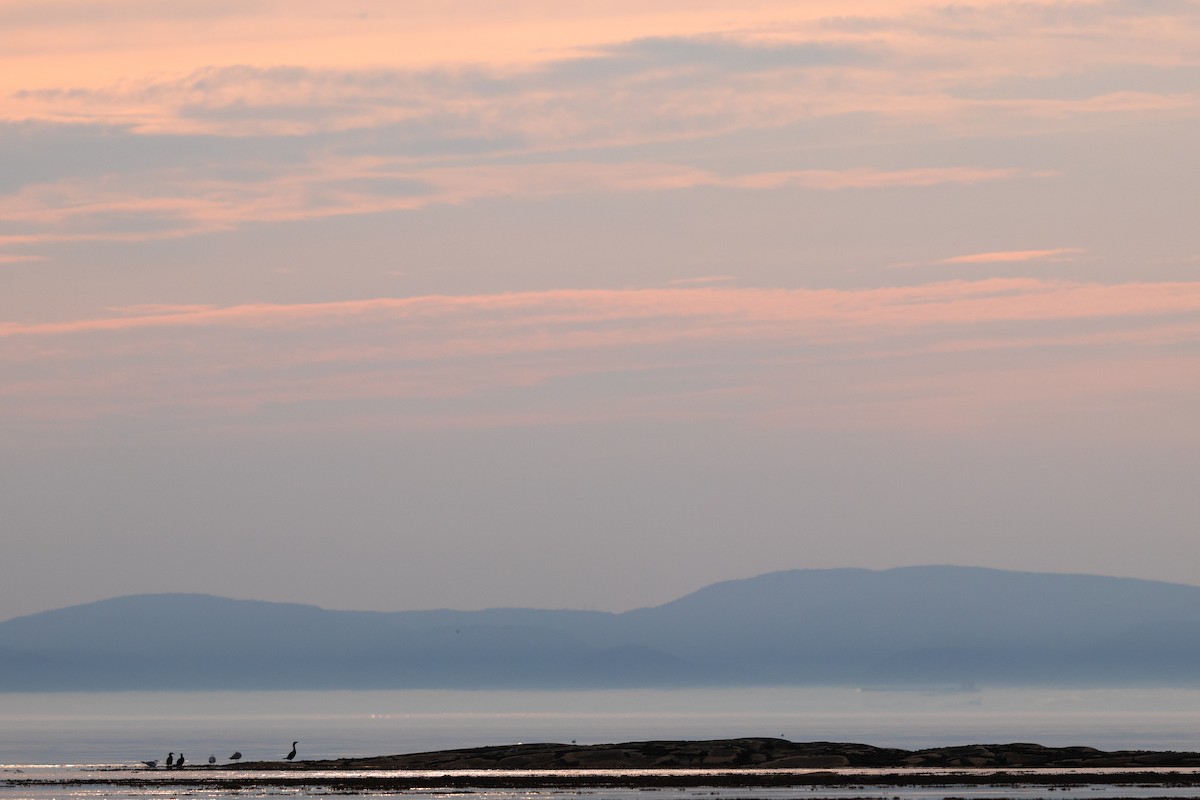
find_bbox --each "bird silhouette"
[165,753,174,767]
[176,753,186,769]
[285,741,298,761]
[208,754,216,765]
[140,760,158,769]
[229,751,242,762]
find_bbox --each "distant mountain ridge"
[4,566,1200,691]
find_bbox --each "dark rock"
[227,738,1200,771]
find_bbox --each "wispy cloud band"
[0,162,1039,248]
[4,279,1198,440]
[6,279,1200,339]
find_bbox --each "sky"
[2,0,1198,622]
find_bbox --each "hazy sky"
[2,0,1198,622]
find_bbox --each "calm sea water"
[4,686,1200,764]
[5,687,1200,799]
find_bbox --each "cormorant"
[285,741,298,761]
[176,753,186,769]
[165,753,174,767]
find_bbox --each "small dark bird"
[285,741,298,761]
[208,754,216,765]
[229,751,242,762]
[165,753,174,767]
[176,753,186,769]
[140,760,158,769]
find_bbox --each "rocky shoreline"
[231,738,1200,771]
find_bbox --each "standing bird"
[165,753,174,767]
[229,751,242,762]
[140,760,158,769]
[208,754,216,765]
[176,753,186,769]
[285,741,298,761]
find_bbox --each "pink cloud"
[107,303,219,316]
[6,277,1200,442]
[5,278,1200,344]
[3,161,1042,248]
[942,248,1085,264]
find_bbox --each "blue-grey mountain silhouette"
[4,567,1200,691]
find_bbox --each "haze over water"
[5,687,1200,766]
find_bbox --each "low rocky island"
[233,737,1200,770]
[16,740,1200,794]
